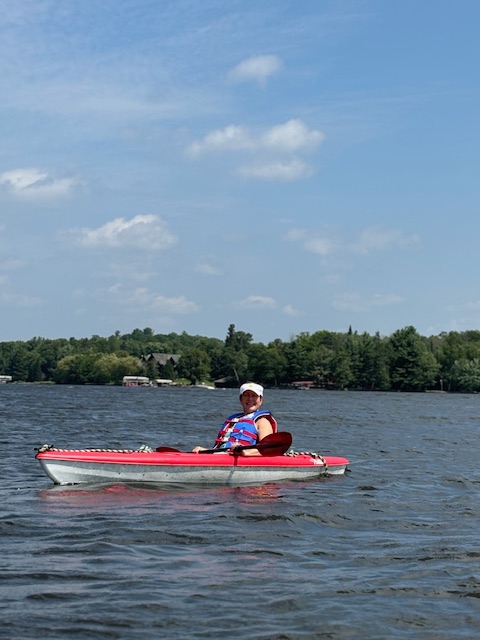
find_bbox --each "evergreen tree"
[388,326,439,391]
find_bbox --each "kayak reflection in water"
[192,382,277,457]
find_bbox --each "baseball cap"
[239,382,264,397]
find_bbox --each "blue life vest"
[214,410,277,449]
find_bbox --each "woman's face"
[240,390,263,413]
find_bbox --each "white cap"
[239,382,264,397]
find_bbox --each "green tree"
[27,351,43,382]
[247,341,288,386]
[435,332,466,391]
[209,325,252,384]
[176,348,211,385]
[90,354,142,384]
[224,324,253,352]
[355,332,390,390]
[388,326,439,391]
[451,358,480,393]
[285,333,317,381]
[329,347,354,389]
[9,343,30,381]
[30,337,72,381]
[54,354,97,384]
[220,348,248,383]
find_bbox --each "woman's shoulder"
[226,411,244,420]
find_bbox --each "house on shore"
[139,353,181,378]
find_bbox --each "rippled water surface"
[2,385,480,639]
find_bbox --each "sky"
[0,0,479,345]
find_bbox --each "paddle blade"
[255,431,292,456]
[155,446,182,453]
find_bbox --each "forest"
[1,324,480,393]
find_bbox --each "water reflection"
[37,481,284,515]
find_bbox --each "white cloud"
[286,228,336,256]
[103,260,153,283]
[228,55,283,85]
[235,295,277,310]
[187,125,254,157]
[304,236,337,256]
[282,304,300,316]
[354,227,420,254]
[237,159,312,181]
[287,225,419,258]
[285,228,307,242]
[187,119,324,182]
[65,214,177,250]
[151,294,199,314]
[0,169,45,191]
[195,262,223,276]
[0,258,26,271]
[332,292,404,312]
[106,285,199,315]
[0,168,78,198]
[0,270,41,306]
[187,119,324,157]
[260,120,325,152]
[0,290,42,307]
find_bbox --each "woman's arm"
[240,416,274,457]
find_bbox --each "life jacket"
[214,410,277,449]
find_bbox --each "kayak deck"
[36,446,349,486]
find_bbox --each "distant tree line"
[1,324,480,392]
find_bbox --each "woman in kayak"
[192,382,277,456]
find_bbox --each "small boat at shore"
[35,440,349,486]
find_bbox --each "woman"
[192,382,277,456]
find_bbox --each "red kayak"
[36,434,349,486]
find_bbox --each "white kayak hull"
[36,448,349,486]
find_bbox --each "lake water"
[2,384,480,639]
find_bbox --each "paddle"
[199,431,292,456]
[156,431,292,456]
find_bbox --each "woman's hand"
[192,446,207,453]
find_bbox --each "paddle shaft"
[199,431,292,455]
[156,431,292,456]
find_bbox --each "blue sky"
[1,0,479,344]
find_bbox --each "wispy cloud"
[0,258,27,271]
[235,295,278,310]
[63,215,177,250]
[228,54,283,85]
[233,296,300,315]
[261,120,325,152]
[188,119,324,182]
[354,227,420,254]
[0,168,79,199]
[195,262,223,276]
[286,228,338,257]
[106,284,199,315]
[188,125,254,156]
[188,119,324,157]
[282,304,301,316]
[287,225,420,259]
[0,289,42,308]
[237,159,312,181]
[332,292,404,312]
